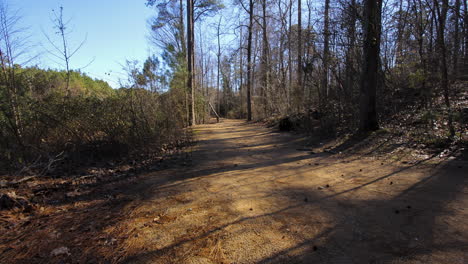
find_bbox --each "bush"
[0,69,187,172]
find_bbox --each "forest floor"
[1,119,467,264]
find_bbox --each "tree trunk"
[344,0,357,97]
[395,0,405,66]
[261,0,269,115]
[322,0,330,101]
[297,0,302,110]
[288,0,293,112]
[414,0,429,107]
[179,0,186,56]
[187,0,195,125]
[434,0,455,137]
[239,24,244,118]
[178,0,189,126]
[464,0,468,65]
[344,0,358,126]
[359,0,382,132]
[217,17,222,116]
[246,0,254,121]
[453,0,461,76]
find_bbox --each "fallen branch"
[40,151,65,176]
[209,102,220,123]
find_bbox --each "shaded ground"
[1,119,467,263]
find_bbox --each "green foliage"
[147,1,186,70]
[408,68,427,89]
[167,66,190,126]
[194,0,224,21]
[10,66,114,98]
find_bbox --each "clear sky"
[9,0,155,88]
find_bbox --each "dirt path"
[1,119,467,263]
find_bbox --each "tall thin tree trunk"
[305,0,313,104]
[434,0,455,137]
[464,0,468,65]
[179,0,189,126]
[344,0,357,118]
[217,17,222,116]
[239,24,244,118]
[297,0,302,110]
[57,7,71,97]
[187,0,195,125]
[288,0,293,112]
[246,0,254,121]
[414,0,428,107]
[322,0,330,101]
[453,0,461,76]
[261,0,269,115]
[180,0,186,55]
[199,27,206,124]
[191,2,195,125]
[278,0,287,113]
[395,0,405,66]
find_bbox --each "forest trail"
[2,119,467,263]
[118,119,468,263]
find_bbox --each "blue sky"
[10,0,155,87]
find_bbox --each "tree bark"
[187,0,195,125]
[434,0,455,137]
[239,24,244,118]
[246,0,254,121]
[297,0,302,110]
[359,0,382,132]
[344,0,357,98]
[322,0,330,101]
[453,0,461,76]
[288,0,293,112]
[261,0,269,115]
[464,0,468,65]
[217,16,222,116]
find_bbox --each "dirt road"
[2,119,467,263]
[119,119,468,263]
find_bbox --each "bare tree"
[433,0,454,137]
[261,0,269,115]
[238,0,255,121]
[0,1,29,149]
[43,7,88,96]
[216,15,222,115]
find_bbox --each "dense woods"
[147,0,467,138]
